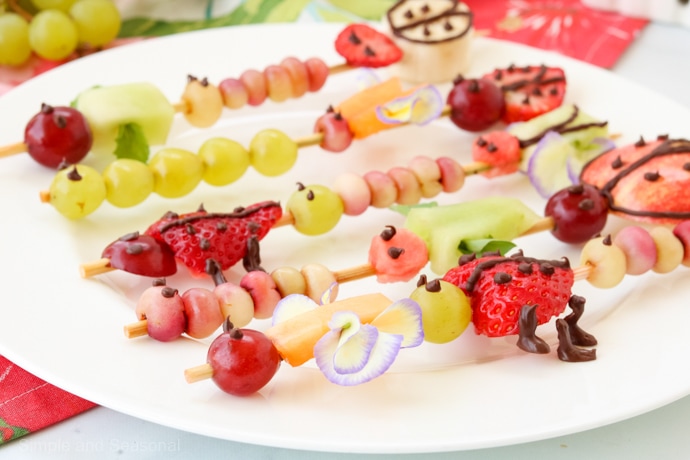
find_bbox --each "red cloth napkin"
[0,356,96,444]
[464,0,649,68]
[0,0,650,446]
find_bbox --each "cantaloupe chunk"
[335,77,422,139]
[74,82,175,157]
[264,293,392,367]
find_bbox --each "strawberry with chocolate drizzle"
[143,201,283,277]
[483,64,566,123]
[334,23,404,68]
[443,250,596,361]
[580,135,690,225]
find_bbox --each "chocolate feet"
[517,304,550,354]
[556,319,596,362]
[564,295,597,347]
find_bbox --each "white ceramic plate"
[1,23,689,454]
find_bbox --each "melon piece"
[74,82,175,157]
[335,77,424,139]
[264,293,392,367]
[404,197,542,274]
[368,226,429,283]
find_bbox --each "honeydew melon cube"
[404,197,542,274]
[74,82,175,157]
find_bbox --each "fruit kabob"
[0,23,404,169]
[37,61,591,220]
[180,214,690,397]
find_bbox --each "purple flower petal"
[370,298,424,348]
[271,293,318,326]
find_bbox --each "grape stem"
[7,0,32,21]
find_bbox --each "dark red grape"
[545,184,609,244]
[446,76,505,132]
[24,104,92,168]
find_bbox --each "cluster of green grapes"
[0,0,121,65]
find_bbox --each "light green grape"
[409,280,472,344]
[31,0,78,11]
[286,184,344,236]
[248,129,298,176]
[198,137,250,186]
[49,164,106,219]
[0,13,32,66]
[28,9,78,60]
[69,0,121,47]
[148,148,204,198]
[102,159,155,208]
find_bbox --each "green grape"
[286,184,344,236]
[31,0,78,11]
[49,164,106,219]
[28,9,78,60]
[102,159,155,208]
[198,137,250,186]
[0,13,32,66]
[69,0,121,47]
[248,129,298,176]
[148,148,204,198]
[409,280,472,344]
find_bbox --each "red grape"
[207,320,282,396]
[446,76,505,132]
[545,184,609,244]
[25,103,92,168]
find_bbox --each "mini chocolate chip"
[423,25,431,36]
[416,274,427,287]
[162,211,178,220]
[230,328,244,339]
[603,234,612,245]
[634,136,646,147]
[522,95,530,105]
[611,156,623,169]
[334,111,344,120]
[452,74,465,85]
[187,74,197,83]
[568,184,584,194]
[511,249,524,258]
[216,221,228,232]
[364,45,376,57]
[507,64,516,72]
[41,103,53,114]
[185,223,196,235]
[200,77,209,87]
[657,133,670,140]
[549,87,559,96]
[247,221,260,233]
[421,4,430,13]
[518,262,533,274]
[200,237,211,250]
[233,206,245,213]
[494,70,503,81]
[494,272,512,284]
[196,203,206,212]
[296,182,305,191]
[306,190,315,201]
[67,166,82,181]
[578,198,594,211]
[476,136,487,147]
[119,231,139,241]
[161,286,177,298]
[152,278,166,286]
[539,263,555,275]
[125,243,144,255]
[684,162,690,172]
[458,253,476,265]
[404,9,413,18]
[426,278,442,292]
[388,247,405,259]
[643,171,660,181]
[348,31,361,45]
[468,79,479,93]
[486,142,497,153]
[54,114,67,129]
[531,87,542,96]
[222,317,234,333]
[444,21,453,31]
[380,225,396,241]
[326,105,335,113]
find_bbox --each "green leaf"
[0,418,30,444]
[114,123,150,163]
[458,239,516,256]
[389,201,438,217]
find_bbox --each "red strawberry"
[443,252,574,337]
[579,135,690,224]
[145,201,283,277]
[471,131,521,177]
[483,64,566,124]
[334,23,403,68]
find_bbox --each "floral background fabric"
[0,0,648,445]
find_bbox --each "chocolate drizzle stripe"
[464,255,571,293]
[387,0,473,44]
[595,139,690,220]
[158,201,280,233]
[518,105,579,148]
